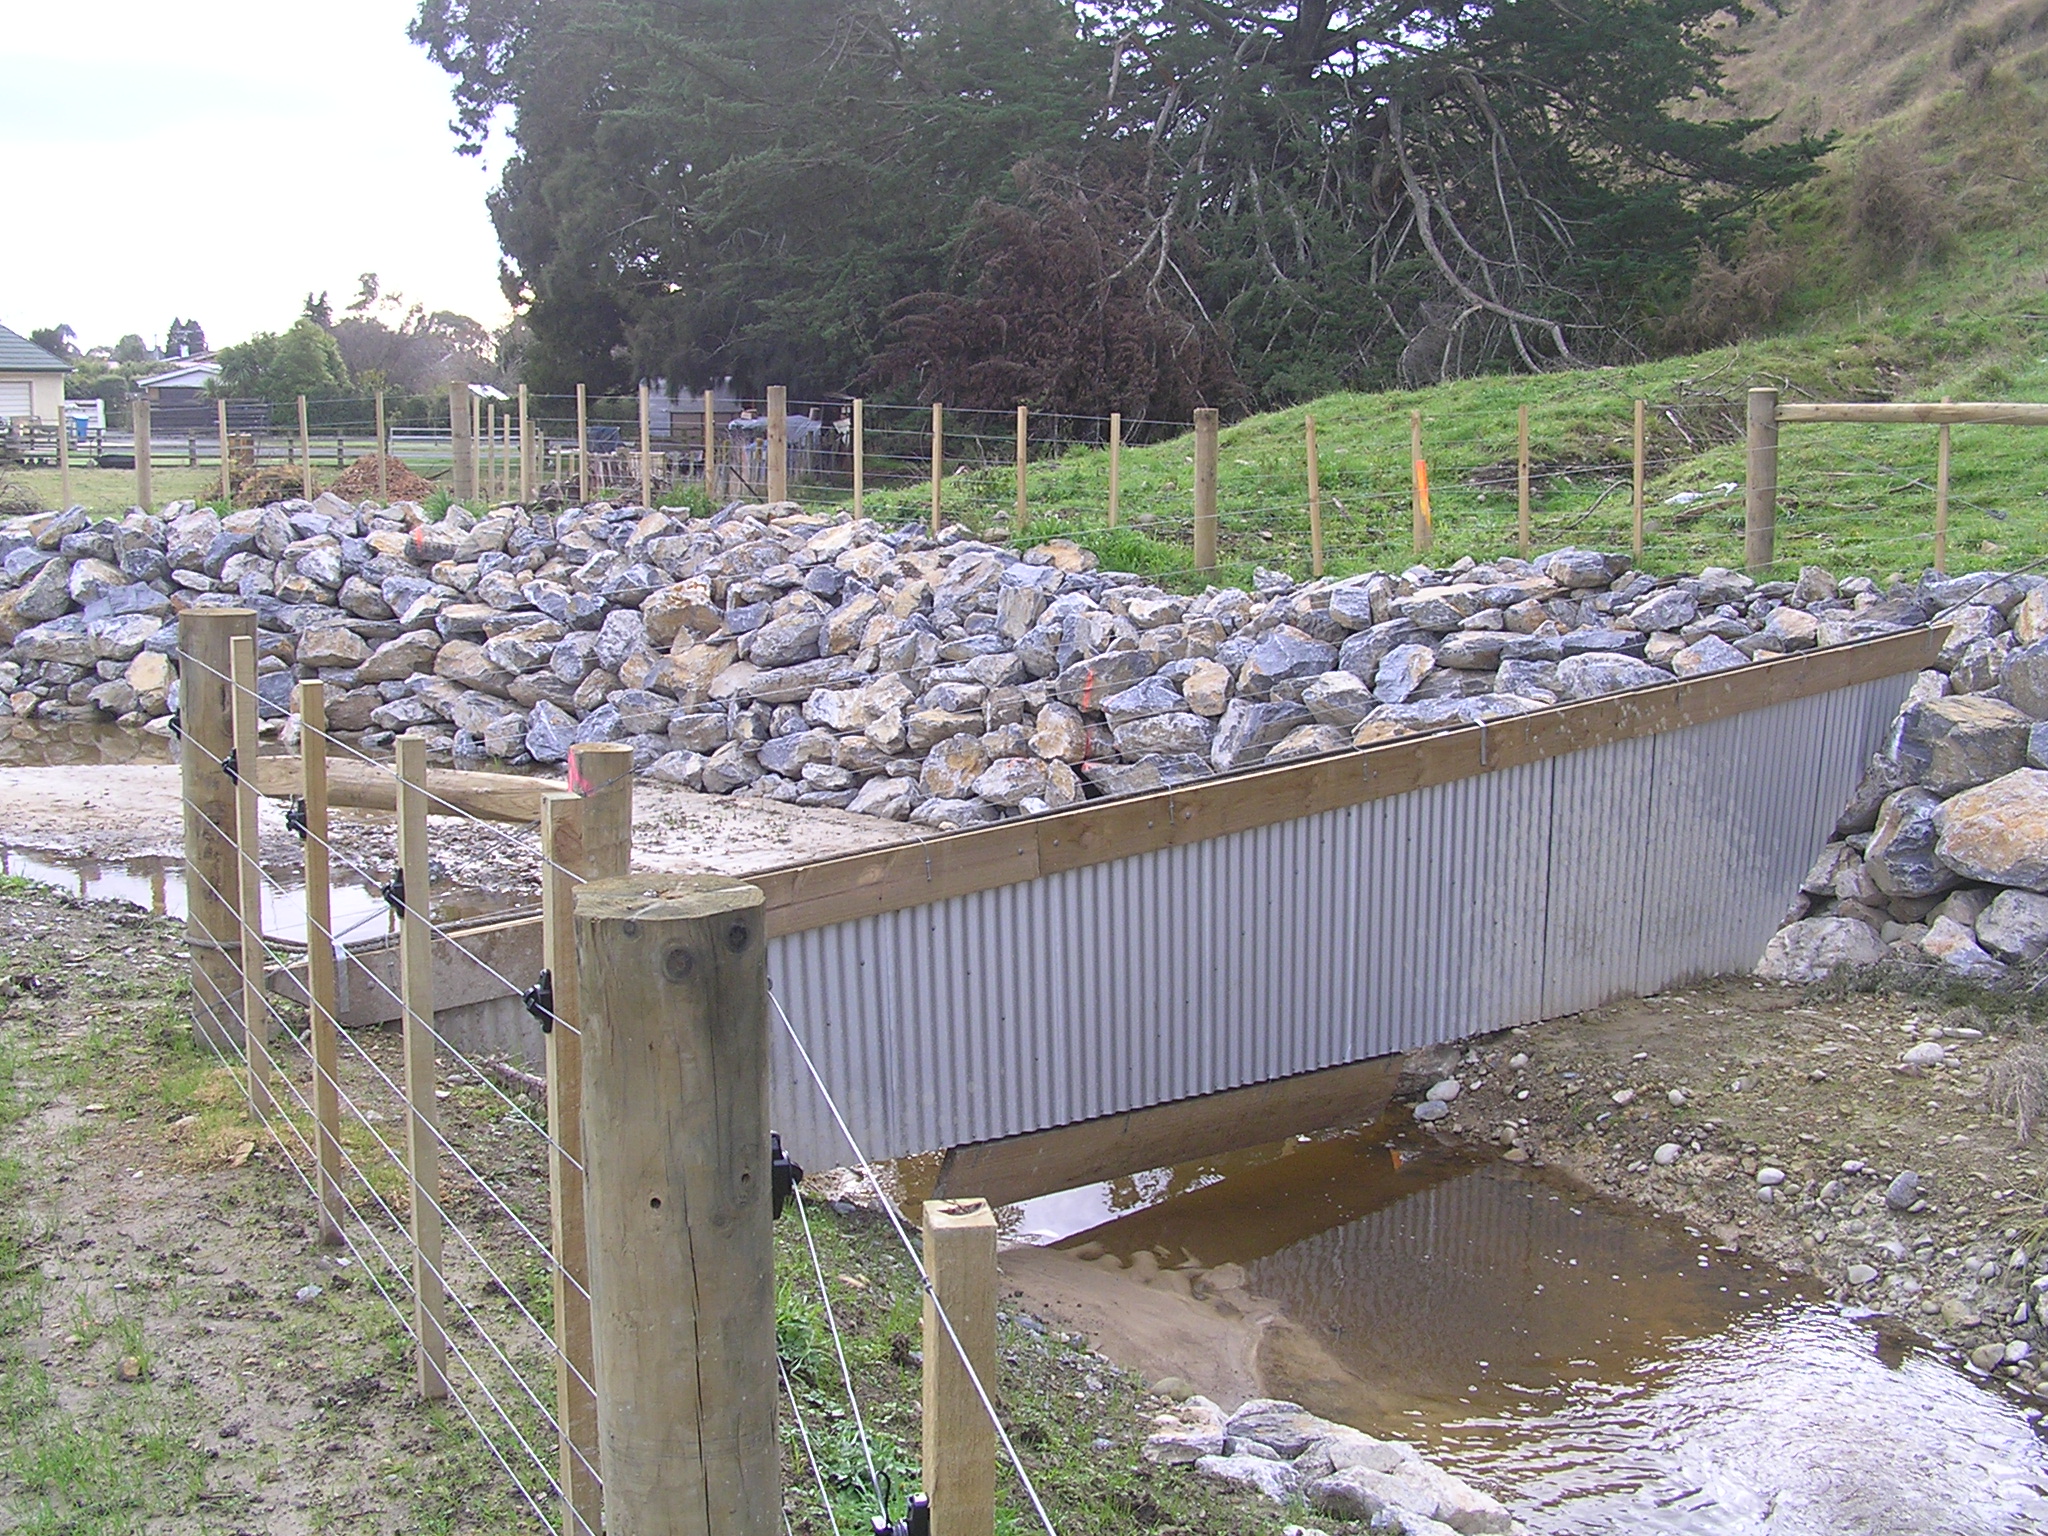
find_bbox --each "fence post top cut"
[573,873,765,924]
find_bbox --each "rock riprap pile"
[1760,572,2048,985]
[1146,1395,1512,1534]
[0,493,1950,831]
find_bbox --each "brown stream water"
[996,1125,2048,1535]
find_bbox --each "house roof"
[0,324,73,374]
[137,358,221,390]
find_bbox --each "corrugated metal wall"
[769,672,1910,1170]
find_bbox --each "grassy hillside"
[869,57,2048,590]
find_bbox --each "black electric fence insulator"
[770,1132,802,1220]
[284,798,308,842]
[380,868,406,921]
[221,748,238,784]
[167,710,182,741]
[871,1494,930,1536]
[523,969,555,1033]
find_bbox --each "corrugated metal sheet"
[770,671,1913,1170]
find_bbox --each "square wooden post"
[449,383,475,503]
[1193,408,1218,571]
[577,383,590,504]
[766,385,788,504]
[133,393,153,511]
[1744,387,1779,571]
[396,734,450,1399]
[923,1198,997,1536]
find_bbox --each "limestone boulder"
[1975,889,2048,963]
[1756,917,1888,983]
[1897,694,2031,795]
[1936,769,2048,890]
[1867,787,1964,898]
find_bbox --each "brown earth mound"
[325,453,437,503]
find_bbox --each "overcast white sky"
[1,0,512,354]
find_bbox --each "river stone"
[1211,699,1313,771]
[1936,769,2048,889]
[1897,694,2032,795]
[1373,643,1436,704]
[1975,890,2048,962]
[1554,652,1669,700]
[1866,788,1963,898]
[297,625,371,669]
[1756,916,1887,982]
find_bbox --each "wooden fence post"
[1193,408,1219,572]
[1632,398,1646,562]
[449,382,475,504]
[541,743,635,1536]
[300,680,344,1246]
[134,393,153,512]
[577,873,775,1536]
[57,395,72,510]
[767,385,788,504]
[639,383,654,508]
[180,608,254,1049]
[1935,397,1952,574]
[375,390,389,504]
[851,397,864,515]
[577,383,591,504]
[930,402,944,535]
[216,397,231,506]
[1015,404,1028,529]
[1744,387,1778,571]
[1410,410,1431,555]
[484,403,496,502]
[519,383,532,505]
[228,635,273,1113]
[1517,403,1531,558]
[704,390,717,501]
[1108,411,1121,529]
[473,393,484,499]
[396,733,450,1400]
[298,395,313,499]
[923,1198,998,1536]
[1305,412,1323,578]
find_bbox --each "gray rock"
[1897,695,2032,795]
[1052,650,1155,711]
[1211,699,1314,771]
[1223,1399,1326,1456]
[9,557,73,622]
[11,617,96,667]
[1627,587,1698,633]
[646,750,706,788]
[1935,769,2048,890]
[1670,635,1748,678]
[1835,752,1908,837]
[749,609,825,668]
[1554,652,1669,700]
[593,609,648,673]
[1237,626,1337,698]
[1192,1454,1300,1503]
[1302,671,1376,730]
[2003,639,2048,719]
[746,655,870,704]
[1114,712,1216,756]
[910,796,1005,830]
[297,626,371,669]
[1885,1170,1920,1211]
[1099,674,1183,727]
[357,630,443,685]
[1866,788,1963,898]
[524,700,579,763]
[1756,916,1888,983]
[1975,889,2048,963]
[1351,693,1539,746]
[1920,915,2007,980]
[1434,632,1513,670]
[700,740,764,793]
[1374,643,1436,705]
[846,776,921,820]
[1557,625,1647,658]
[1543,549,1614,589]
[758,728,837,777]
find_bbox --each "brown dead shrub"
[1662,232,1798,351]
[1847,137,1953,272]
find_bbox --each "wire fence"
[174,632,1071,1536]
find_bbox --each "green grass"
[857,74,2048,588]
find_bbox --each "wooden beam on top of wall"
[933,1055,1404,1209]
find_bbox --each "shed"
[136,356,223,432]
[0,323,71,422]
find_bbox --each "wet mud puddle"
[996,1127,2048,1534]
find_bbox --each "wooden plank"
[301,681,345,1246]
[754,627,1941,937]
[933,1055,1403,1209]
[251,757,565,821]
[1777,401,2048,426]
[134,395,153,512]
[576,874,775,1536]
[396,734,450,1400]
[543,743,634,1536]
[922,1199,996,1536]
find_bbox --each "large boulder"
[1896,694,2032,795]
[1975,889,2048,963]
[1210,699,1313,771]
[1757,917,1887,983]
[1866,788,1963,898]
[1553,652,1669,700]
[1936,769,2048,890]
[357,629,443,684]
[2004,638,2048,719]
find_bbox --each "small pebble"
[1668,1089,1687,1107]
[1901,1040,1945,1068]
[1842,1159,1866,1174]
[2008,1341,2033,1364]
[1414,1100,1450,1122]
[1846,1264,1878,1285]
[1654,1143,1681,1166]
[1509,1053,1530,1069]
[294,1284,323,1304]
[1885,1171,1921,1211]
[1426,1079,1462,1103]
[1757,1167,1785,1187]
[1972,1342,2009,1371]
[1611,1088,1637,1106]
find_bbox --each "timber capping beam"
[1776,401,2048,426]
[251,758,566,823]
[751,625,1942,937]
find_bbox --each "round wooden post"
[1015,404,1029,529]
[1305,411,1323,578]
[1632,398,1646,562]
[298,394,313,499]
[639,383,654,508]
[519,383,532,504]
[57,396,73,509]
[375,389,389,504]
[543,743,635,1536]
[1107,411,1121,529]
[766,385,787,504]
[930,402,944,535]
[449,382,474,504]
[1410,409,1430,554]
[216,396,232,505]
[179,608,255,1049]
[703,390,717,501]
[133,393,153,512]
[851,396,864,514]
[1516,402,1531,557]
[577,383,591,504]
[576,874,775,1536]
[1193,408,1218,572]
[1744,387,1779,571]
[1935,397,1952,574]
[923,1198,998,1536]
